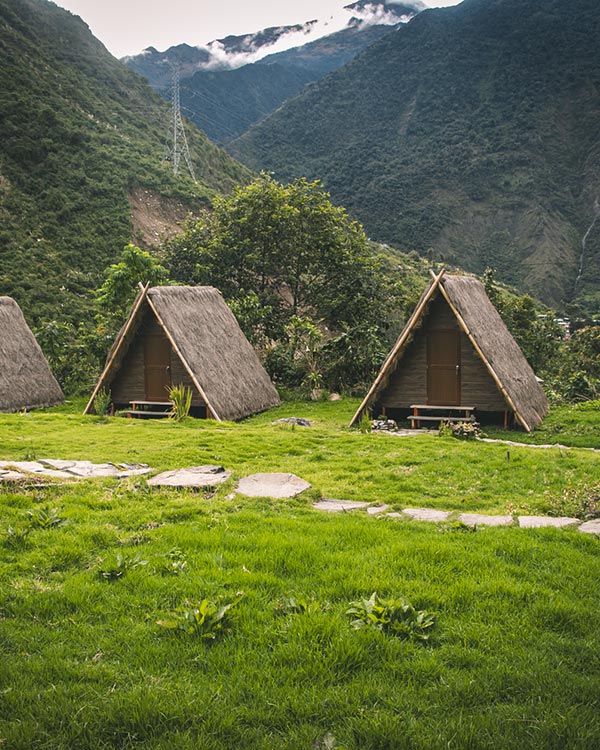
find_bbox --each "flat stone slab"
[0,459,152,480]
[272,417,312,427]
[236,472,311,498]
[313,499,370,513]
[148,465,232,488]
[403,508,452,522]
[518,515,580,529]
[459,513,513,527]
[578,519,600,535]
[367,504,390,515]
[0,470,29,482]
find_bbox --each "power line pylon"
[164,67,196,182]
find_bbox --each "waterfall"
[574,197,600,296]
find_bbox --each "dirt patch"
[128,187,195,246]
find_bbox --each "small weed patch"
[157,594,242,638]
[346,592,437,642]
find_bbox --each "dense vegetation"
[0,0,250,327]
[229,0,600,315]
[1,399,599,749]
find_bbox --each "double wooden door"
[427,330,461,405]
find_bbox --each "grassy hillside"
[230,0,600,314]
[1,399,599,748]
[0,0,251,326]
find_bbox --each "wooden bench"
[409,404,475,428]
[126,400,173,419]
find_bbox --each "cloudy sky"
[54,0,462,58]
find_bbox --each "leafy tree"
[165,174,401,390]
[95,244,169,334]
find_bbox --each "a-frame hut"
[350,270,549,432]
[84,285,280,421]
[0,297,64,412]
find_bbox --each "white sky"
[53,0,462,58]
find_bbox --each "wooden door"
[427,330,461,405]
[144,334,172,401]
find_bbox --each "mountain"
[0,0,250,326]
[229,0,600,314]
[123,2,423,144]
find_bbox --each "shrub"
[93,388,112,418]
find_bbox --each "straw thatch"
[350,271,549,431]
[0,297,64,412]
[84,285,280,421]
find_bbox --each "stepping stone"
[313,499,370,512]
[459,513,513,527]
[148,465,231,488]
[518,516,580,529]
[367,504,390,515]
[578,519,600,535]
[0,470,28,482]
[273,417,312,427]
[236,472,311,498]
[403,508,451,522]
[2,461,47,473]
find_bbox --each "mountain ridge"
[123,1,423,144]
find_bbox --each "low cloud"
[196,1,421,71]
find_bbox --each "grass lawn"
[1,399,599,749]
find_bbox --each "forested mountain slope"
[0,0,250,325]
[230,0,600,314]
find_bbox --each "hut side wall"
[377,331,427,407]
[110,312,204,407]
[376,295,508,413]
[110,336,145,405]
[459,337,507,410]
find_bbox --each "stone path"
[2,458,597,536]
[0,459,152,482]
[311,499,600,534]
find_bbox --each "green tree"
[95,244,169,334]
[165,175,401,389]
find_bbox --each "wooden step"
[125,410,171,419]
[408,415,476,423]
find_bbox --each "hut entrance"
[427,330,460,405]
[144,333,172,401]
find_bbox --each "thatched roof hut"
[0,297,64,412]
[84,285,280,421]
[350,270,549,431]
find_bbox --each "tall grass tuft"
[168,384,193,422]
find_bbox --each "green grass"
[1,400,600,748]
[1,399,598,515]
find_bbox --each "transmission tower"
[164,68,196,182]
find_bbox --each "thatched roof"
[0,297,64,412]
[85,285,280,421]
[350,270,549,431]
